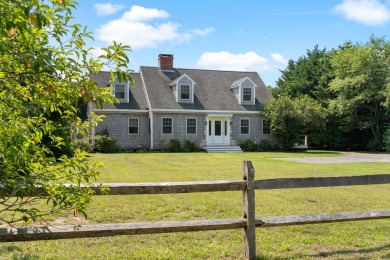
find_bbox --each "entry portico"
[206,114,232,146]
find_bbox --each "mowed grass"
[1,151,390,259]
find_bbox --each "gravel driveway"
[276,152,390,164]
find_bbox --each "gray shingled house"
[89,54,274,152]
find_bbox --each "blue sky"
[73,0,390,86]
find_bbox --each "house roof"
[140,66,271,111]
[230,77,256,89]
[91,66,272,112]
[89,71,149,110]
[169,73,196,86]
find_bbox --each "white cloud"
[196,51,288,74]
[191,27,215,36]
[95,5,213,50]
[270,53,288,65]
[94,3,126,16]
[122,5,169,21]
[334,0,390,26]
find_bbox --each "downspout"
[150,110,154,149]
[140,67,153,149]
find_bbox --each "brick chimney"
[158,54,174,71]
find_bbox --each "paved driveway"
[276,152,390,164]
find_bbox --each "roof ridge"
[140,66,257,73]
[96,70,139,74]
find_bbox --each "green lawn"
[1,151,390,259]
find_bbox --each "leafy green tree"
[272,46,340,149]
[264,95,326,150]
[275,45,334,104]
[330,37,390,150]
[0,0,132,225]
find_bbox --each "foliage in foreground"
[0,0,132,225]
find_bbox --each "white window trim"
[113,82,129,103]
[240,118,250,135]
[242,87,253,102]
[171,75,196,103]
[186,118,197,135]
[241,86,254,104]
[180,84,191,101]
[262,119,271,135]
[162,117,173,135]
[128,118,139,135]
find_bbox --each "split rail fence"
[1,161,390,259]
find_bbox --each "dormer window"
[112,82,129,103]
[170,74,196,104]
[230,77,256,105]
[180,85,190,100]
[115,84,126,99]
[242,87,252,102]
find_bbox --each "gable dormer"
[170,74,196,103]
[111,79,130,103]
[230,77,256,105]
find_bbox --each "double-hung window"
[240,119,250,134]
[242,87,252,102]
[115,84,126,99]
[186,118,197,134]
[162,118,173,134]
[128,118,139,135]
[180,85,190,100]
[262,119,271,135]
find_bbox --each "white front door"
[212,120,223,144]
[208,119,229,145]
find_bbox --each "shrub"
[367,140,383,152]
[71,140,91,152]
[240,139,257,152]
[240,139,273,152]
[167,138,182,152]
[95,129,116,153]
[257,139,273,151]
[136,146,150,153]
[183,140,200,152]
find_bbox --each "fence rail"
[1,161,389,259]
[2,210,390,243]
[255,174,390,190]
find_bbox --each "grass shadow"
[286,150,341,155]
[303,243,390,258]
[255,244,390,259]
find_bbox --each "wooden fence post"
[242,160,256,259]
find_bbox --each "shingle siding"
[231,115,275,146]
[95,113,150,149]
[232,87,240,102]
[152,113,206,149]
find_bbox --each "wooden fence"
[1,161,390,259]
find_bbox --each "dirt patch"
[275,152,390,164]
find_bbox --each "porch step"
[204,146,243,153]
